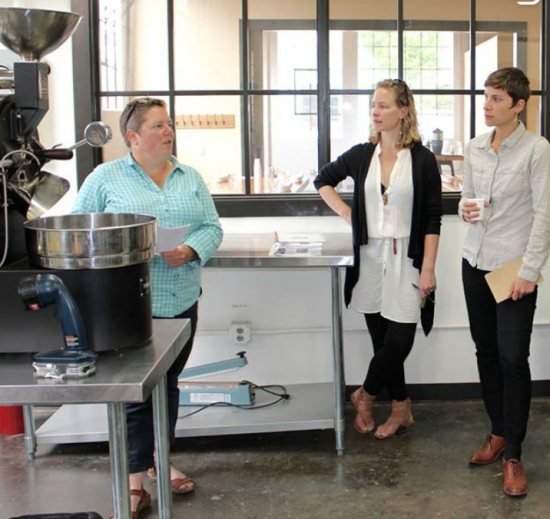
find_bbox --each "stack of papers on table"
[270,232,325,256]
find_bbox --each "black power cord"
[178,381,290,419]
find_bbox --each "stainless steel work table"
[1,319,190,519]
[33,232,354,455]
[203,231,353,455]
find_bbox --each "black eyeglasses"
[122,98,165,131]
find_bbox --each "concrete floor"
[2,399,550,519]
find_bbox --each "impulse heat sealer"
[178,351,253,406]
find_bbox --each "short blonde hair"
[119,97,167,147]
[370,79,421,149]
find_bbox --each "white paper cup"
[468,198,487,222]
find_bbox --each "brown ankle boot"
[350,387,376,434]
[374,398,415,439]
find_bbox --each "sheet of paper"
[275,232,326,244]
[484,258,544,303]
[156,224,191,254]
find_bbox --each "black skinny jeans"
[362,313,417,401]
[127,302,198,474]
[462,259,537,460]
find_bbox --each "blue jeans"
[127,302,198,473]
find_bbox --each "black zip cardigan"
[314,141,443,335]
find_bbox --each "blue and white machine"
[18,273,97,379]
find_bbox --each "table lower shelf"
[35,383,335,444]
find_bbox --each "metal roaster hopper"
[0,8,156,360]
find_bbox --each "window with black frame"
[92,0,545,215]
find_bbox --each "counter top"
[207,231,353,268]
[0,319,190,405]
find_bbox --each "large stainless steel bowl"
[25,213,157,269]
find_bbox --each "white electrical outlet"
[230,322,251,345]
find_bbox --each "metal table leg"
[107,403,131,519]
[22,404,36,460]
[330,267,346,455]
[152,375,172,519]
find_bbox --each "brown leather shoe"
[503,459,528,497]
[469,434,505,465]
[350,387,376,434]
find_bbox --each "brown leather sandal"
[169,474,196,494]
[109,487,151,519]
[147,466,196,494]
[131,488,152,518]
[374,398,415,440]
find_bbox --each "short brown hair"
[119,97,167,147]
[484,67,530,108]
[370,79,421,149]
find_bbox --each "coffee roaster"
[0,8,155,355]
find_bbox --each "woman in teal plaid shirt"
[73,97,223,518]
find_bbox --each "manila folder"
[484,258,544,304]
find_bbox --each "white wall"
[191,215,550,386]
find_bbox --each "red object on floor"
[0,405,25,435]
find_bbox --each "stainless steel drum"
[24,213,157,269]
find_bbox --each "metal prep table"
[202,231,354,454]
[1,319,190,519]
[33,231,353,455]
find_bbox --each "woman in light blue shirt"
[460,68,550,498]
[73,97,223,518]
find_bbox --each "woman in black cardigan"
[314,79,442,439]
